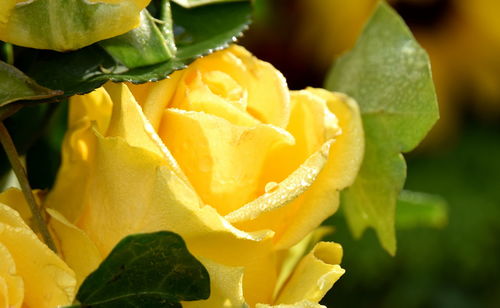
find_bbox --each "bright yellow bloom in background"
[44,45,363,307]
[0,189,76,308]
[0,0,151,51]
[294,0,377,70]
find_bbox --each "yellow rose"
[0,188,76,308]
[0,0,150,51]
[45,45,364,306]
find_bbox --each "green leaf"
[173,0,247,8]
[0,61,61,107]
[171,1,249,59]
[396,190,447,229]
[99,9,175,69]
[158,0,178,55]
[72,231,210,307]
[20,1,252,96]
[326,2,439,254]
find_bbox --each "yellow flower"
[45,45,364,306]
[294,0,377,68]
[0,188,76,308]
[0,0,151,51]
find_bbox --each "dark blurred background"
[241,0,500,307]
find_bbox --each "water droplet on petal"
[265,181,279,193]
[320,141,332,157]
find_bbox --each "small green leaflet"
[99,8,176,69]
[68,231,210,308]
[396,190,447,230]
[326,2,439,254]
[0,60,61,108]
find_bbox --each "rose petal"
[228,45,291,128]
[44,119,96,222]
[0,189,30,229]
[305,88,364,190]
[0,243,23,308]
[225,140,333,224]
[273,227,333,299]
[226,89,364,249]
[127,71,184,130]
[0,203,76,308]
[183,45,291,127]
[274,90,364,249]
[63,129,275,266]
[158,108,294,215]
[183,257,246,308]
[261,90,340,184]
[104,82,189,182]
[47,87,113,222]
[274,242,344,305]
[47,82,190,221]
[47,209,102,287]
[169,68,260,127]
[70,87,113,135]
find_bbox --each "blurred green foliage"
[396,190,447,230]
[322,121,500,308]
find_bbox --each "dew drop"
[320,141,332,157]
[264,181,279,193]
[300,179,309,187]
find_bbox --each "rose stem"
[0,121,57,253]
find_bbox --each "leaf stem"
[0,121,57,252]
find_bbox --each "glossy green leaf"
[326,2,439,254]
[0,61,61,107]
[173,0,246,8]
[100,9,175,69]
[171,1,249,59]
[21,1,252,96]
[72,231,210,307]
[396,190,447,229]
